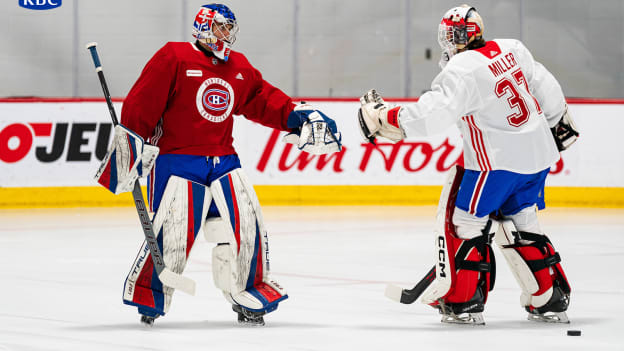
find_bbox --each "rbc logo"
[202,89,229,111]
[19,0,62,10]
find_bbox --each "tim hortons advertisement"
[0,100,622,188]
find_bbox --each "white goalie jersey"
[399,39,566,174]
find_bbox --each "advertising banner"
[0,100,623,188]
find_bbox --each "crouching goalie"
[95,3,341,327]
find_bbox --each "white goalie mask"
[437,4,484,69]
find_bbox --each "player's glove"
[551,105,579,151]
[94,124,159,194]
[358,89,406,144]
[283,103,342,155]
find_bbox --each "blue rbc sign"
[19,0,62,10]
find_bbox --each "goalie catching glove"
[283,104,342,155]
[358,89,406,143]
[550,105,579,151]
[95,124,159,194]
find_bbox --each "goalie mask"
[192,4,239,61]
[438,4,484,68]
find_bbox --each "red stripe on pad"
[97,160,112,189]
[186,181,195,257]
[126,134,135,172]
[227,174,241,253]
[254,282,282,303]
[254,231,264,285]
[133,252,156,308]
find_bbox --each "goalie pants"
[455,167,550,219]
[123,153,240,316]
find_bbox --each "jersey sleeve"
[235,66,294,132]
[400,65,481,137]
[514,40,566,128]
[121,43,178,140]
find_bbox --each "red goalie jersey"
[121,42,295,156]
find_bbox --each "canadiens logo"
[202,89,229,111]
[195,77,234,123]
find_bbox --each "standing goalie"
[95,3,341,326]
[358,5,578,325]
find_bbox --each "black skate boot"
[138,308,160,327]
[526,280,570,323]
[436,286,486,325]
[140,314,158,327]
[232,304,265,326]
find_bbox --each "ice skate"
[527,311,569,323]
[138,308,160,327]
[140,314,159,327]
[440,311,485,325]
[232,304,266,326]
[526,282,570,324]
[435,286,486,326]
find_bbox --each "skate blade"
[527,311,569,323]
[140,315,156,327]
[441,312,485,325]
[237,319,266,327]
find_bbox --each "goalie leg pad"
[495,220,571,313]
[209,169,287,313]
[123,175,212,316]
[421,165,496,315]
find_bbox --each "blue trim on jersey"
[456,168,550,217]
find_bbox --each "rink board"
[1,98,623,208]
[1,185,623,208]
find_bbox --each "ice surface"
[0,206,622,351]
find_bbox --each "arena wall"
[1,98,622,208]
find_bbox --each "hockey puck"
[567,330,581,336]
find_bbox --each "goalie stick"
[384,265,436,304]
[86,42,196,296]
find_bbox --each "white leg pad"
[123,175,212,314]
[495,220,542,306]
[421,166,459,304]
[209,169,287,312]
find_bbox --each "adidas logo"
[236,73,244,80]
[490,51,498,56]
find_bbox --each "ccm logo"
[19,0,62,10]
